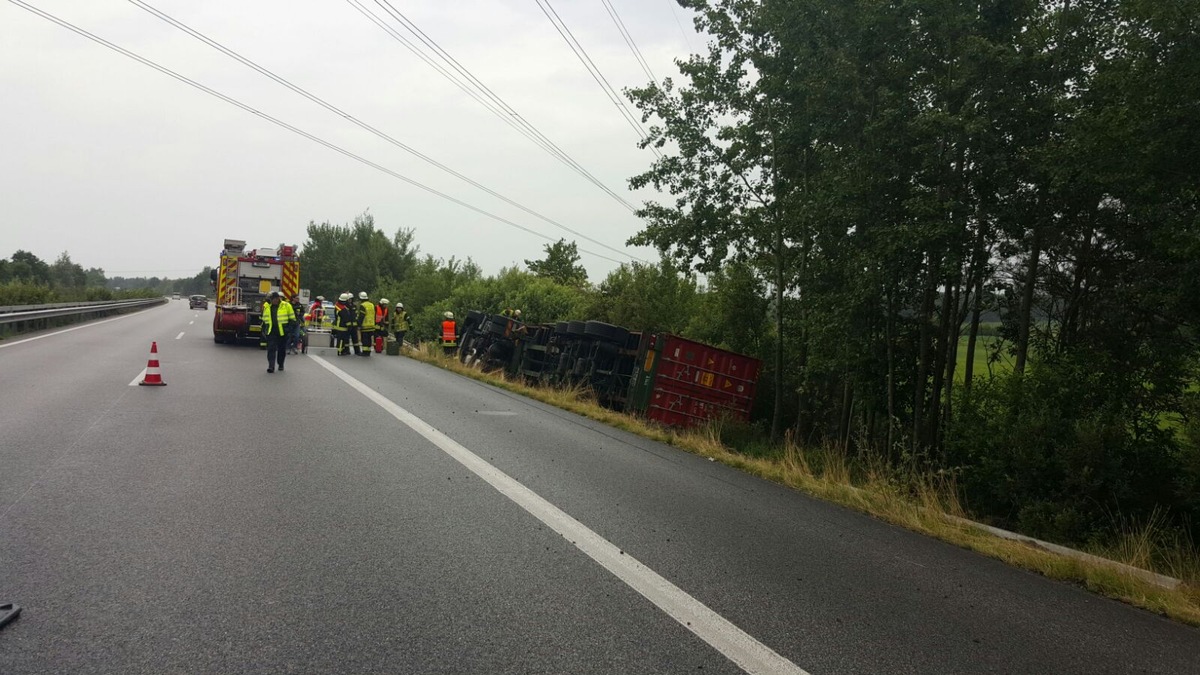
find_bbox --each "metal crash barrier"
[0,298,165,331]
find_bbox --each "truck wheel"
[584,321,629,344]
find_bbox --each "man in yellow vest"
[357,291,376,357]
[261,291,296,373]
[390,301,410,352]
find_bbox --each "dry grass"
[405,346,1200,626]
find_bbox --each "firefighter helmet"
[444,311,454,320]
[380,298,389,305]
[359,291,368,300]
[339,292,351,302]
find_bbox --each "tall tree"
[525,239,588,287]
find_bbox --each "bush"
[945,354,1188,545]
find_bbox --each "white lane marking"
[311,356,808,675]
[128,368,147,386]
[189,321,194,325]
[0,310,146,350]
[175,332,185,340]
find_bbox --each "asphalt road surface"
[0,302,1197,674]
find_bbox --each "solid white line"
[128,368,147,386]
[0,310,146,350]
[175,331,185,340]
[310,356,808,675]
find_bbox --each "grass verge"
[405,344,1200,626]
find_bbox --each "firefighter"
[357,291,376,357]
[288,294,306,354]
[333,292,359,356]
[307,295,325,327]
[391,301,410,351]
[441,311,458,357]
[261,291,296,373]
[377,298,391,349]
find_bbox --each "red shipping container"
[643,335,760,427]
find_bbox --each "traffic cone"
[139,341,167,386]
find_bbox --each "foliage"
[586,257,699,333]
[525,239,588,288]
[300,211,418,298]
[621,0,1200,547]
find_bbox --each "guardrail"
[0,297,166,326]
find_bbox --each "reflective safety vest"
[392,310,410,332]
[333,302,354,332]
[441,320,457,346]
[376,306,389,328]
[358,300,376,330]
[260,301,296,337]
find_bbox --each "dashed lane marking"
[175,332,185,340]
[310,355,809,675]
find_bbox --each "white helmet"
[397,302,404,309]
[359,291,368,300]
[339,292,351,302]
[316,295,324,301]
[444,311,454,320]
[380,298,389,305]
[514,309,522,318]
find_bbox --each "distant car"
[172,292,181,300]
[189,294,209,309]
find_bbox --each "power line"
[126,0,644,263]
[347,0,641,213]
[7,0,627,266]
[601,0,658,88]
[663,0,698,54]
[534,0,662,159]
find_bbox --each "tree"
[300,212,419,296]
[525,239,588,287]
[588,258,698,333]
[7,250,51,285]
[50,252,87,289]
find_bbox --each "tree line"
[0,250,170,305]
[619,0,1200,545]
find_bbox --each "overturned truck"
[457,313,760,429]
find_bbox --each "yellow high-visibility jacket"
[261,301,296,337]
[358,300,376,331]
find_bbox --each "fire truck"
[210,239,301,344]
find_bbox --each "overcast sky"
[0,0,705,281]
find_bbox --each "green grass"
[955,334,1015,382]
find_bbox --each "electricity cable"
[663,0,698,54]
[534,0,661,159]
[344,0,565,168]
[126,0,643,262]
[601,0,658,87]
[7,0,626,265]
[348,0,640,212]
[371,0,650,191]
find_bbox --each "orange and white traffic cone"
[139,341,167,386]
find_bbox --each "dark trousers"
[266,334,288,368]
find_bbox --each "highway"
[0,302,1196,674]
